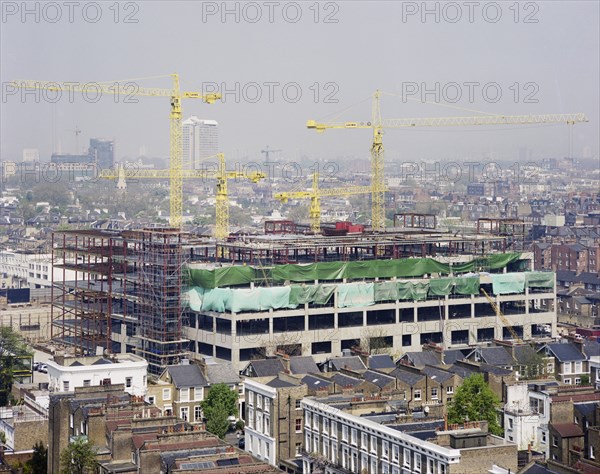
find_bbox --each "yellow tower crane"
[274,172,374,233]
[10,74,220,228]
[307,90,588,232]
[103,153,265,239]
[480,287,524,344]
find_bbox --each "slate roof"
[329,356,367,372]
[420,366,454,384]
[390,368,425,386]
[519,462,560,474]
[243,359,285,377]
[446,364,477,379]
[289,356,320,375]
[266,377,296,388]
[583,340,600,358]
[363,370,395,389]
[478,363,513,376]
[205,363,240,385]
[552,423,584,438]
[442,349,469,365]
[574,402,599,418]
[301,374,333,390]
[368,354,396,370]
[512,345,539,365]
[468,347,514,366]
[556,270,577,283]
[402,351,441,367]
[166,364,208,388]
[330,373,362,388]
[542,343,586,362]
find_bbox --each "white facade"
[503,384,540,451]
[590,356,600,390]
[46,354,148,396]
[527,388,551,458]
[244,379,277,466]
[182,116,218,170]
[0,250,78,288]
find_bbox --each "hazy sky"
[1,1,598,167]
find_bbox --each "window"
[83,379,91,387]
[547,363,554,373]
[265,442,270,459]
[414,389,422,401]
[313,414,319,431]
[564,378,572,385]
[257,412,263,433]
[147,396,155,405]
[371,457,378,474]
[370,435,377,453]
[264,415,270,435]
[264,397,270,413]
[194,386,203,401]
[180,406,188,421]
[295,399,301,409]
[342,424,348,442]
[295,442,302,456]
[590,445,596,459]
[439,463,447,474]
[427,458,435,474]
[305,432,311,453]
[257,394,262,409]
[351,428,357,446]
[414,453,421,470]
[392,445,399,463]
[295,418,302,432]
[323,439,329,457]
[306,412,311,427]
[331,441,337,463]
[331,421,337,439]
[508,418,513,430]
[194,405,202,422]
[248,391,254,406]
[552,435,559,447]
[564,362,572,374]
[163,388,171,401]
[403,448,411,468]
[575,361,582,373]
[248,407,254,429]
[446,386,453,394]
[63,381,69,391]
[382,441,389,459]
[361,432,368,450]
[541,431,547,443]
[125,377,132,388]
[575,378,582,385]
[431,388,438,400]
[323,418,329,435]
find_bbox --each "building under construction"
[51,228,189,374]
[51,225,557,373]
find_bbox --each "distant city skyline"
[1,2,598,167]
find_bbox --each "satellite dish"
[424,406,430,414]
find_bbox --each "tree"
[28,441,48,474]
[447,373,503,436]
[201,383,239,439]
[59,437,97,474]
[0,327,30,406]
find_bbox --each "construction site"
[49,221,556,374]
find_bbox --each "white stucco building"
[46,353,148,396]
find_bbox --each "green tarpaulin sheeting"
[188,266,256,289]
[374,281,399,302]
[337,283,375,308]
[428,278,455,296]
[188,253,522,289]
[397,281,429,301]
[454,276,480,295]
[492,273,526,294]
[525,272,554,288]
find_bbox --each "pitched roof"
[166,364,208,388]
[266,377,296,388]
[518,461,560,474]
[390,367,425,386]
[420,366,455,384]
[289,356,320,375]
[363,370,395,389]
[205,363,240,385]
[368,354,396,370]
[542,343,586,362]
[243,359,285,377]
[402,351,441,367]
[442,349,469,365]
[301,374,333,390]
[512,345,539,364]
[468,347,514,366]
[552,422,584,438]
[330,373,362,388]
[329,356,367,372]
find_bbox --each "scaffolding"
[51,228,190,374]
